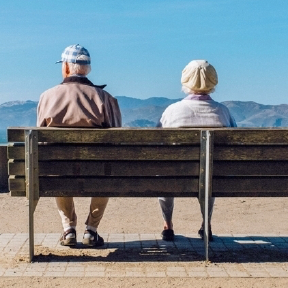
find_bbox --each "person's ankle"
[85,225,97,233]
[201,222,211,229]
[164,222,173,230]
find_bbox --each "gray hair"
[67,62,91,76]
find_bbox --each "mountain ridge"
[1,96,288,129]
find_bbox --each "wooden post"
[25,130,39,262]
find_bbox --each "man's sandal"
[82,230,104,247]
[60,228,77,246]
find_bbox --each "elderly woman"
[158,60,236,242]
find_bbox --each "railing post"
[199,130,214,261]
[25,130,39,262]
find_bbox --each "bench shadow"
[209,235,288,263]
[33,235,288,264]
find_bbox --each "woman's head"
[181,60,218,94]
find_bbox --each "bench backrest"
[7,127,288,199]
[7,127,204,198]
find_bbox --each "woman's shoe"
[161,229,175,241]
[198,226,213,242]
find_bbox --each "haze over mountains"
[1,96,288,129]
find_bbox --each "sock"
[64,226,76,239]
[84,226,97,239]
[86,225,97,233]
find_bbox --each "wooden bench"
[7,127,288,262]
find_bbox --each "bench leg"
[29,199,38,262]
[25,130,39,263]
[204,187,209,261]
[199,193,210,261]
[200,130,214,262]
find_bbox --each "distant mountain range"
[1,96,288,130]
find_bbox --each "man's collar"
[61,76,107,89]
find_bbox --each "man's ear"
[65,62,70,76]
[62,62,71,78]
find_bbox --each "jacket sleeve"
[36,94,47,127]
[101,90,122,128]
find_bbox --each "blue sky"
[0,0,288,105]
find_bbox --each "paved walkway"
[0,233,288,278]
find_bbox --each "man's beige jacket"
[37,77,122,128]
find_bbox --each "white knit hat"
[181,60,218,93]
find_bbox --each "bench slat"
[9,160,200,177]
[213,161,288,176]
[11,175,288,197]
[7,128,202,144]
[9,176,199,197]
[214,146,288,160]
[10,145,284,162]
[213,177,288,196]
[10,158,288,177]
[8,145,200,161]
[214,129,288,145]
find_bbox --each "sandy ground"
[1,192,288,287]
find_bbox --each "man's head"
[56,44,91,78]
[181,60,218,94]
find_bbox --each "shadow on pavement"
[32,235,288,264]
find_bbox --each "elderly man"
[37,44,122,247]
[158,60,236,242]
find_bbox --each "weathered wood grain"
[9,176,199,197]
[214,146,288,160]
[11,175,288,197]
[10,143,288,161]
[213,161,288,176]
[214,129,288,145]
[7,128,202,144]
[8,145,200,161]
[9,127,288,144]
[9,160,200,177]
[213,177,288,196]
